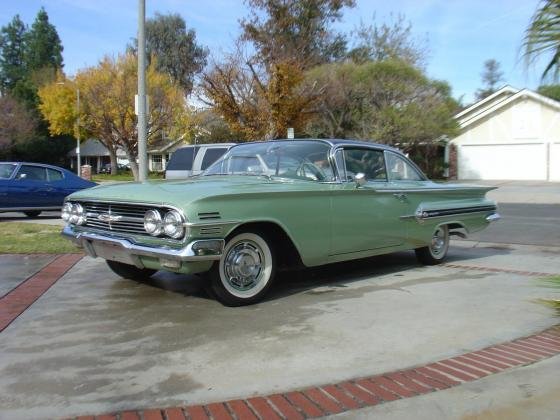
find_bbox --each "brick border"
[72,325,560,420]
[0,253,83,332]
[443,263,557,277]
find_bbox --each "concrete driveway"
[0,241,559,419]
[0,182,559,419]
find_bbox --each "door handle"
[393,193,407,201]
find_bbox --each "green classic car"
[62,139,499,306]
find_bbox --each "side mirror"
[354,172,366,187]
[18,173,27,180]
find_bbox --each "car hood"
[67,175,318,207]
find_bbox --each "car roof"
[231,139,403,154]
[0,161,69,170]
[176,143,235,149]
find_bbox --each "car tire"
[205,230,276,306]
[106,260,157,280]
[415,225,449,265]
[24,211,41,218]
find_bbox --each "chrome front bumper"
[62,225,224,269]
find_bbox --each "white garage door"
[458,143,547,180]
[550,143,560,181]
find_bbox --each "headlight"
[163,210,185,238]
[69,203,86,225]
[61,202,72,222]
[144,209,163,236]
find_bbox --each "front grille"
[200,226,222,235]
[80,201,153,235]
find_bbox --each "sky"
[0,0,544,104]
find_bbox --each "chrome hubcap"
[224,241,264,291]
[431,228,446,255]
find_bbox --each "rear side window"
[47,168,64,181]
[201,148,228,170]
[166,147,199,171]
[385,152,423,181]
[17,165,47,181]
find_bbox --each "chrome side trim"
[185,219,241,228]
[376,188,493,193]
[486,213,501,222]
[0,206,60,212]
[400,205,498,221]
[62,225,223,266]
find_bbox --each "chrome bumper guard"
[62,225,224,269]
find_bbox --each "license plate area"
[88,239,137,265]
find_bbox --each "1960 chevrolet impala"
[61,139,499,306]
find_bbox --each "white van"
[165,143,234,179]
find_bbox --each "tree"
[39,54,191,179]
[303,59,459,176]
[241,0,355,68]
[348,14,428,68]
[0,15,27,94]
[24,7,63,73]
[538,84,560,100]
[0,95,37,150]
[202,0,355,139]
[202,47,320,139]
[523,0,560,81]
[475,59,504,100]
[130,13,208,97]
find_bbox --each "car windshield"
[203,141,335,182]
[0,163,17,179]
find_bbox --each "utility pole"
[137,0,148,181]
[76,88,81,176]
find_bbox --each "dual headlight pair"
[62,202,185,239]
[61,202,86,225]
[144,209,185,239]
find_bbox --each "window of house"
[152,154,163,171]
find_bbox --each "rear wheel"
[24,211,41,218]
[205,231,276,306]
[415,225,449,265]
[106,260,157,280]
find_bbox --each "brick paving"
[0,253,83,332]
[69,325,560,420]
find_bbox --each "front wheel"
[415,225,449,265]
[205,231,276,306]
[106,260,157,280]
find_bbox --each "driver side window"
[340,148,387,182]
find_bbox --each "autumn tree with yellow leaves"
[39,53,191,179]
[201,0,355,140]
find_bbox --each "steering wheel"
[296,160,327,181]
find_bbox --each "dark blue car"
[0,162,97,217]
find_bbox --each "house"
[68,139,128,173]
[147,138,187,172]
[447,86,560,181]
[68,138,186,173]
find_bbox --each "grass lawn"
[0,222,81,254]
[540,275,560,314]
[92,172,164,183]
